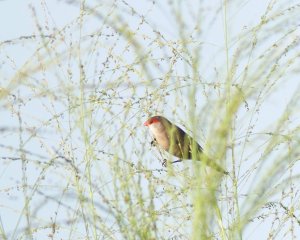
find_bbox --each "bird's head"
[144,116,167,133]
[143,116,161,126]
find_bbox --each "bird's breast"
[149,126,170,151]
[155,132,170,151]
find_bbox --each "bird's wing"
[174,125,203,159]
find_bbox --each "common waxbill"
[144,116,228,174]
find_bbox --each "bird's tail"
[198,153,229,175]
[206,160,229,175]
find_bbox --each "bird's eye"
[151,118,159,124]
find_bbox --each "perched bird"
[144,115,228,174]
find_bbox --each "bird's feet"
[162,159,167,167]
[150,138,157,147]
[172,159,183,164]
[162,159,183,167]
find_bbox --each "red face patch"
[144,117,160,126]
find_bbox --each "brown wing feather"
[168,124,203,160]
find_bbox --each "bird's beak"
[143,121,149,126]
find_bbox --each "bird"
[144,115,228,174]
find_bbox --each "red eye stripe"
[144,117,160,126]
[151,118,159,124]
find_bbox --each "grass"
[0,0,300,239]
